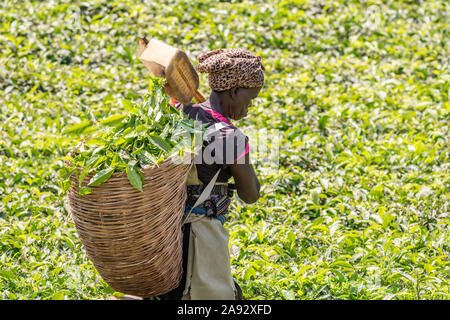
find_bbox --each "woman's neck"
[204,91,230,120]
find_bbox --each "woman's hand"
[229,152,261,204]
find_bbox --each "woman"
[159,48,264,300]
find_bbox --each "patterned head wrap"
[198,48,265,92]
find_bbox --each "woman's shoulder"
[178,102,232,127]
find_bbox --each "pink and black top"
[176,103,250,184]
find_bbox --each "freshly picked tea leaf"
[87,167,115,187]
[126,165,143,192]
[149,134,171,153]
[100,114,128,127]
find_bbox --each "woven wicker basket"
[66,155,193,297]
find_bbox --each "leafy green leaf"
[87,167,115,187]
[63,120,93,135]
[149,134,171,153]
[78,186,92,196]
[50,291,69,300]
[100,114,128,127]
[126,166,143,192]
[138,150,157,165]
[121,99,138,115]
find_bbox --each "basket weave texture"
[66,157,192,297]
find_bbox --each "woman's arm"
[229,152,261,204]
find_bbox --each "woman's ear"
[229,87,239,100]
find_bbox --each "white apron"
[181,214,236,300]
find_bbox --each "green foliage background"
[0,0,448,299]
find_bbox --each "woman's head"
[213,86,261,120]
[198,48,265,120]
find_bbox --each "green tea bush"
[0,0,448,300]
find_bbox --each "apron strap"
[182,168,222,224]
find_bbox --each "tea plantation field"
[0,0,448,299]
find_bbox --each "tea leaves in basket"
[62,78,199,194]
